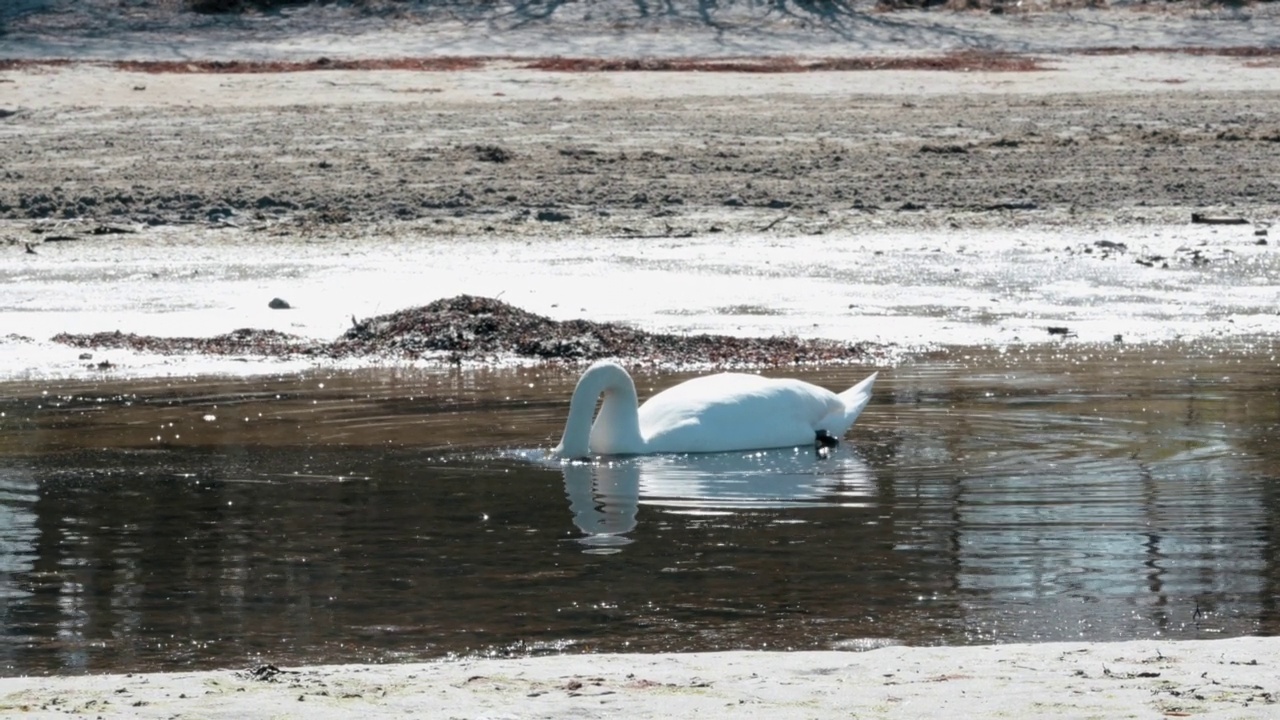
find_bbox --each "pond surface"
[1,342,1278,675]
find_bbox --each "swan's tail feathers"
[834,371,878,434]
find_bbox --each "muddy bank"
[51,295,874,368]
[3,86,1279,238]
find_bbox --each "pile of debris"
[51,295,871,368]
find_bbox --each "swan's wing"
[637,374,844,453]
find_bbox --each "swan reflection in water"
[559,447,875,549]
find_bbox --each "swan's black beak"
[814,429,838,460]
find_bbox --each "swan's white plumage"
[552,360,877,458]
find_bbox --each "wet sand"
[2,639,1278,719]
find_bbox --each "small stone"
[535,209,572,222]
[268,298,291,310]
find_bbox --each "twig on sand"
[1191,213,1249,225]
[759,215,789,232]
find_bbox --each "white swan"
[552,360,878,458]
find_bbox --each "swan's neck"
[554,362,644,458]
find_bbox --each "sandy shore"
[2,639,1278,718]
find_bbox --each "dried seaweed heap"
[335,295,866,366]
[51,295,869,367]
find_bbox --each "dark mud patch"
[51,295,873,368]
[521,51,1047,73]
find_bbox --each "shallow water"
[1,342,1279,675]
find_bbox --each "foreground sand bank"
[2,639,1277,718]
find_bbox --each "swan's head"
[550,440,590,461]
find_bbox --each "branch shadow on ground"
[3,0,1275,57]
[448,0,1014,52]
